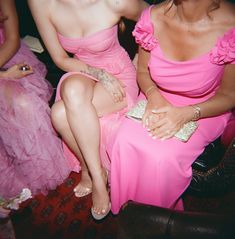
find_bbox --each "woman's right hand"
[2,64,33,79]
[142,93,171,130]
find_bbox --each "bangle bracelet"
[145,85,156,97]
[191,105,201,121]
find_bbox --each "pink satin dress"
[0,28,73,200]
[109,6,235,214]
[55,25,138,172]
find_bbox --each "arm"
[150,64,235,140]
[137,47,171,128]
[191,64,235,118]
[27,0,88,73]
[0,64,33,79]
[0,0,20,67]
[28,0,126,102]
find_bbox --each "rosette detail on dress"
[210,28,235,65]
[132,7,158,51]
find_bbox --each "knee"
[60,76,90,106]
[51,101,66,130]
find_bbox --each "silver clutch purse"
[126,100,198,142]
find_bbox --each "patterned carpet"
[2,171,235,239]
[11,172,118,239]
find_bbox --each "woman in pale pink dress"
[28,0,148,219]
[0,0,73,218]
[109,0,235,214]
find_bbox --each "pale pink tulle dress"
[55,25,138,173]
[109,6,235,214]
[0,27,74,200]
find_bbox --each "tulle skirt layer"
[0,43,73,200]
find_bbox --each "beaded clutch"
[126,100,198,142]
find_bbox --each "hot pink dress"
[108,6,235,214]
[55,25,138,172]
[0,27,74,200]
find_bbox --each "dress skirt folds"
[0,28,74,200]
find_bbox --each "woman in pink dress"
[109,0,235,214]
[28,0,148,219]
[0,0,73,217]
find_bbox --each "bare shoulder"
[105,0,144,11]
[105,0,148,20]
[27,0,53,15]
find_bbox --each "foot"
[91,169,111,220]
[74,171,92,198]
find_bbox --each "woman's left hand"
[3,64,33,79]
[148,105,193,140]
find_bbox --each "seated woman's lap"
[57,73,128,117]
[108,116,230,211]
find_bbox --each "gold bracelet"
[191,105,201,121]
[145,85,156,97]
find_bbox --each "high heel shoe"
[91,202,111,220]
[74,186,92,198]
[91,169,111,220]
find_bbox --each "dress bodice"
[133,6,235,105]
[57,25,131,75]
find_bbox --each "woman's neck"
[175,0,214,23]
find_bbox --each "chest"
[51,0,116,38]
[154,20,222,62]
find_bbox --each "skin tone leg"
[51,74,127,215]
[51,102,92,197]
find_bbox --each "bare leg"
[51,101,92,197]
[52,74,127,218]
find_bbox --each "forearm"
[0,37,20,67]
[192,92,235,119]
[191,64,235,120]
[55,55,114,83]
[0,0,20,67]
[138,72,169,106]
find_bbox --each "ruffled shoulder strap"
[210,28,235,65]
[132,5,158,51]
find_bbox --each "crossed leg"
[51,74,127,218]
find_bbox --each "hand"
[142,100,164,129]
[148,105,193,140]
[2,64,33,79]
[142,95,170,129]
[100,71,126,103]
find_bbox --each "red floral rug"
[11,172,117,239]
[7,171,235,239]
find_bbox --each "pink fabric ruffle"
[132,7,158,51]
[210,28,235,65]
